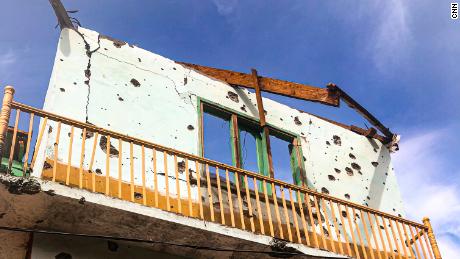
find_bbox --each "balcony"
[0,87,441,259]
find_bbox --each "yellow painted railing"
[0,86,442,259]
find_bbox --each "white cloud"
[367,0,411,73]
[393,127,460,258]
[0,49,17,67]
[211,0,238,16]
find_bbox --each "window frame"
[197,97,306,187]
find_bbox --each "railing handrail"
[11,101,426,229]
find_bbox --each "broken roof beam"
[178,62,340,107]
[49,0,75,30]
[327,83,394,139]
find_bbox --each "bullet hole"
[99,136,119,157]
[326,141,331,145]
[373,148,378,153]
[366,196,371,200]
[303,156,306,161]
[187,125,194,130]
[371,162,379,167]
[184,77,188,85]
[138,58,141,62]
[177,161,185,173]
[321,187,329,194]
[398,213,402,217]
[349,153,356,159]
[118,97,124,101]
[332,135,341,146]
[82,131,94,139]
[130,78,141,87]
[350,147,354,150]
[43,161,52,170]
[173,67,177,70]
[107,241,119,252]
[328,175,336,181]
[383,182,386,185]
[344,193,350,199]
[392,208,396,212]
[345,167,353,176]
[379,225,384,230]
[55,252,72,259]
[334,168,341,173]
[280,118,283,121]
[161,68,164,70]
[294,116,302,126]
[59,88,65,92]
[73,82,77,86]
[351,162,361,170]
[240,105,247,112]
[95,169,102,175]
[79,197,86,204]
[309,119,312,125]
[60,59,64,61]
[134,192,143,199]
[104,48,108,50]
[342,211,347,218]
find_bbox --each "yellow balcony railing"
[0,86,442,259]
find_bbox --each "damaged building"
[0,1,442,258]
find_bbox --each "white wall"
[34,27,405,217]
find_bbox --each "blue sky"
[1,0,459,257]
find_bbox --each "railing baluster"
[395,220,409,259]
[8,109,20,172]
[338,203,353,256]
[373,213,387,259]
[65,126,74,185]
[244,174,255,232]
[88,132,98,192]
[345,205,360,258]
[225,169,235,227]
[359,210,374,259]
[296,190,310,246]
[351,208,367,259]
[328,199,344,255]
[130,142,135,202]
[289,188,301,243]
[78,128,86,189]
[271,183,283,239]
[253,177,264,234]
[401,223,415,259]
[117,139,122,199]
[366,212,382,259]
[264,180,274,237]
[422,229,434,259]
[30,117,48,169]
[174,155,181,214]
[305,193,319,248]
[321,198,336,253]
[388,219,402,259]
[195,161,204,219]
[407,226,421,259]
[52,121,61,182]
[410,226,423,259]
[163,151,170,211]
[105,135,110,195]
[152,149,158,207]
[186,158,193,216]
[205,164,214,221]
[381,216,395,259]
[141,145,146,205]
[313,195,327,249]
[234,172,245,230]
[280,186,293,242]
[22,113,34,175]
[215,167,225,224]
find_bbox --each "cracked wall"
[34,27,405,220]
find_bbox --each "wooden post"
[251,69,274,178]
[423,217,442,259]
[0,86,15,158]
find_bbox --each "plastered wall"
[34,27,405,218]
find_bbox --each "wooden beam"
[178,62,339,106]
[49,0,75,30]
[251,69,275,178]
